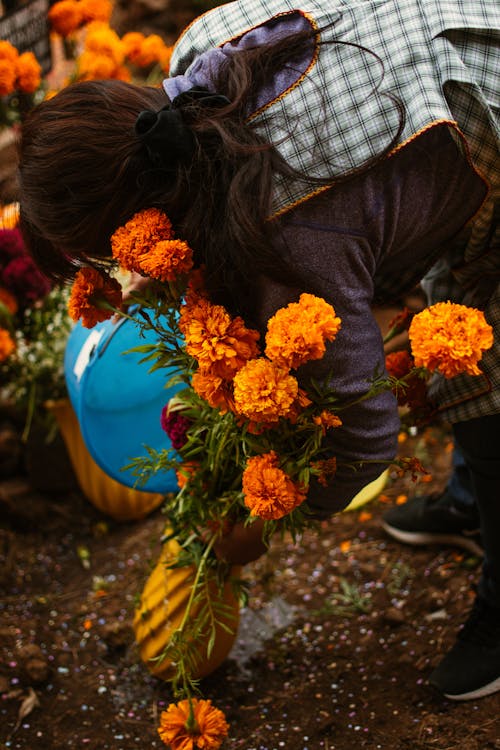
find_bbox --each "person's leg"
[429,412,500,700]
[447,445,476,510]
[381,444,482,556]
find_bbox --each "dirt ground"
[1,423,499,750]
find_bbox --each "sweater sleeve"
[257,224,400,517]
[257,127,486,517]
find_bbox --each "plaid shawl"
[169,0,499,422]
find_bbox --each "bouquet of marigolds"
[67,207,494,750]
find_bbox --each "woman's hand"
[214,518,268,566]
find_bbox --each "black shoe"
[429,598,500,700]
[381,492,483,557]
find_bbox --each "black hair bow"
[135,86,231,170]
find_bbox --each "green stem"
[337,368,427,411]
[177,534,217,634]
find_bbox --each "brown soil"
[1,424,499,750]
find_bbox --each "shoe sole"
[439,675,500,701]
[381,521,484,557]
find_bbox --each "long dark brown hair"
[18,27,404,316]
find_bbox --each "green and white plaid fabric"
[170,0,499,422]
[171,0,498,210]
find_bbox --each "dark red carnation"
[160,406,191,450]
[0,228,25,262]
[2,255,51,305]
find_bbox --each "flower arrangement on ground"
[0,218,71,438]
[67,207,494,749]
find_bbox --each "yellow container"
[134,536,241,681]
[47,399,164,521]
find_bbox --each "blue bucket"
[64,311,182,493]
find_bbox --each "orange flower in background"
[0,40,19,65]
[113,65,132,82]
[111,208,173,272]
[136,34,172,68]
[48,0,83,37]
[191,371,235,414]
[122,31,146,64]
[0,328,15,361]
[0,59,16,97]
[385,350,428,410]
[265,293,341,369]
[157,698,229,750]
[385,350,413,379]
[139,239,193,282]
[68,267,122,328]
[233,358,298,424]
[313,410,342,434]
[409,301,493,378]
[311,456,337,487]
[80,0,113,23]
[175,461,200,490]
[180,298,260,379]
[387,307,414,336]
[396,456,428,482]
[0,287,18,315]
[78,51,119,80]
[83,22,124,67]
[15,51,42,93]
[242,451,307,520]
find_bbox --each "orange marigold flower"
[135,34,171,67]
[68,267,122,328]
[179,298,260,379]
[0,328,15,361]
[79,0,113,23]
[385,350,413,379]
[77,50,118,80]
[396,457,428,482]
[311,456,337,487]
[15,52,42,93]
[191,371,235,414]
[113,65,132,83]
[111,208,173,272]
[313,410,342,435]
[242,451,307,520]
[385,350,428,409]
[233,358,298,424]
[0,40,19,64]
[48,0,83,37]
[0,59,16,96]
[175,461,200,490]
[387,307,414,336]
[158,698,229,750]
[0,286,18,315]
[121,31,146,65]
[409,301,493,378]
[265,293,341,369]
[84,22,124,67]
[138,239,193,282]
